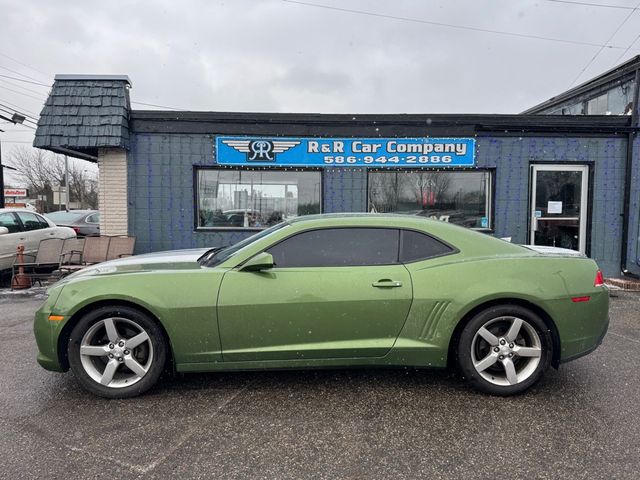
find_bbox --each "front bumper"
[33,287,66,372]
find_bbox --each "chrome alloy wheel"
[79,317,154,388]
[470,316,542,386]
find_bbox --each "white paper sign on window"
[547,201,563,214]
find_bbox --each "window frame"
[398,228,459,264]
[194,166,324,232]
[15,211,48,232]
[0,212,23,234]
[249,225,458,269]
[366,168,495,232]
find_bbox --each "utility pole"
[0,136,4,208]
[0,112,27,208]
[64,154,69,211]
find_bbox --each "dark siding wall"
[128,133,627,277]
[628,134,640,275]
[475,136,627,276]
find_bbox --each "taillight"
[594,270,604,287]
[72,227,80,234]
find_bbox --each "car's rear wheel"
[456,305,552,396]
[68,305,166,399]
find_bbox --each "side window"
[86,213,100,224]
[36,214,51,229]
[0,213,21,233]
[400,230,454,263]
[16,212,46,232]
[267,228,400,267]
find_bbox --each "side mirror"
[241,252,274,272]
[0,227,9,235]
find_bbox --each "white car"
[0,208,76,272]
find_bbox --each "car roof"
[0,208,43,214]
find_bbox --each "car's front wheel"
[456,305,553,396]
[68,305,167,399]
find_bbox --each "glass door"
[529,165,588,253]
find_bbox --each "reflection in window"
[368,170,492,229]
[197,169,321,229]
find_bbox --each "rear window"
[45,211,86,224]
[400,230,454,263]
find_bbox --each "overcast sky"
[2,0,640,176]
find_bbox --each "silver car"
[0,208,76,271]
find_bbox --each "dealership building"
[33,56,640,278]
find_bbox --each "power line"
[613,31,640,64]
[569,0,640,86]
[131,100,184,111]
[0,85,47,102]
[0,106,39,127]
[0,51,50,78]
[0,100,40,119]
[0,78,49,98]
[0,73,49,87]
[538,0,636,9]
[282,0,638,50]
[0,64,49,84]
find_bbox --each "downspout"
[621,67,640,279]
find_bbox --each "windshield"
[201,222,290,267]
[45,211,86,224]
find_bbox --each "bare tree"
[6,146,98,211]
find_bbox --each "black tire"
[456,304,553,396]
[68,305,167,399]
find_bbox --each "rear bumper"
[560,313,609,364]
[556,288,610,363]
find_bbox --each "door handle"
[372,279,403,288]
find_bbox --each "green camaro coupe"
[34,214,608,398]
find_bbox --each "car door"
[217,227,413,361]
[0,212,25,270]
[14,212,53,257]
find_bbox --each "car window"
[86,213,100,223]
[400,230,455,263]
[0,212,21,233]
[45,211,86,223]
[267,228,400,267]
[16,212,46,231]
[36,214,51,229]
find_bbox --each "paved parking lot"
[1,290,639,479]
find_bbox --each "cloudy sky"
[1,0,640,166]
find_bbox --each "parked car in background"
[0,208,76,271]
[44,210,100,237]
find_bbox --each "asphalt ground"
[1,290,639,479]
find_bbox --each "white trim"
[529,164,589,254]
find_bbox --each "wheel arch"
[57,299,175,372]
[447,297,561,369]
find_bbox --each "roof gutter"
[48,146,98,163]
[621,67,640,279]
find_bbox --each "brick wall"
[98,148,128,236]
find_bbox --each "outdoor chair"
[58,235,111,275]
[105,236,136,261]
[11,237,66,288]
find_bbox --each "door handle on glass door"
[372,279,402,288]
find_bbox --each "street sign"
[3,188,28,198]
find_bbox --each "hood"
[520,245,585,258]
[61,248,211,282]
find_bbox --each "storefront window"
[197,168,321,229]
[368,170,492,229]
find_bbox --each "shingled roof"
[33,75,131,160]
